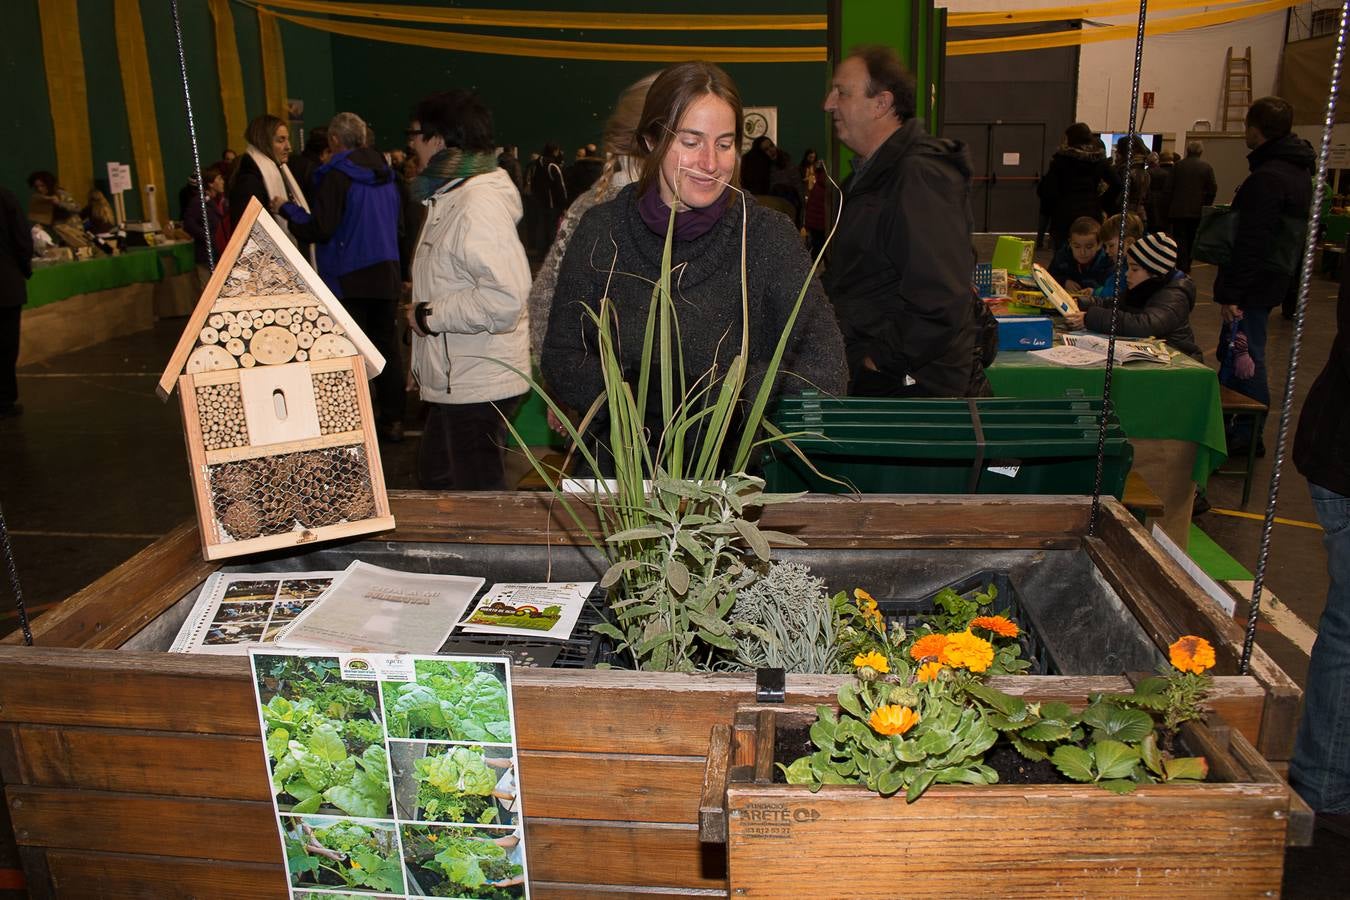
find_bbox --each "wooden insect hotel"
[157,198,394,560]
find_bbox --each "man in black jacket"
[821,45,988,397]
[1289,241,1350,824]
[0,186,33,417]
[1168,141,1218,272]
[1215,97,1315,452]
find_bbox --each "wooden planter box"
[0,493,1304,897]
[701,702,1299,897]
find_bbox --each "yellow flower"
[855,588,884,631]
[939,630,995,673]
[854,587,876,608]
[909,633,949,662]
[1169,635,1216,674]
[869,704,920,736]
[917,661,944,682]
[970,615,1019,638]
[428,833,439,842]
[351,860,362,870]
[853,650,890,673]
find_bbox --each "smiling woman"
[540,60,847,472]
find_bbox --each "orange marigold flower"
[1169,635,1216,674]
[939,630,995,673]
[853,650,890,674]
[970,615,1019,638]
[854,587,876,608]
[909,633,949,662]
[869,704,920,736]
[917,661,944,683]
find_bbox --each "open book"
[1031,333,1172,367]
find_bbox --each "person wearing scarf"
[405,89,531,491]
[227,114,312,261]
[540,61,847,469]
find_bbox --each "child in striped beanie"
[1063,232,1203,360]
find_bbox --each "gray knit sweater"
[541,183,847,427]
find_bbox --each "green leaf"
[985,713,1034,732]
[1099,778,1138,794]
[1020,721,1072,742]
[964,682,1027,719]
[892,737,926,763]
[590,622,626,642]
[325,782,389,819]
[1051,745,1095,782]
[732,518,771,561]
[905,769,938,803]
[697,628,738,650]
[809,716,837,749]
[779,757,818,786]
[1092,740,1141,780]
[916,730,958,757]
[1139,732,1164,776]
[607,525,667,543]
[674,529,707,564]
[756,529,808,547]
[1009,735,1049,761]
[665,558,690,595]
[1163,756,1209,782]
[837,682,865,720]
[875,766,904,796]
[599,559,643,588]
[307,724,347,764]
[1039,702,1073,720]
[289,793,323,815]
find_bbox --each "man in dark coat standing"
[1168,141,1218,272]
[821,44,988,398]
[0,186,34,417]
[1038,122,1121,252]
[278,112,406,442]
[1290,240,1350,826]
[1214,96,1315,452]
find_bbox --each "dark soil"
[772,719,1073,785]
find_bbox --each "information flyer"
[248,649,529,898]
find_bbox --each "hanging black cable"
[0,503,33,646]
[169,0,215,272]
[1088,0,1150,536]
[1241,1,1348,674]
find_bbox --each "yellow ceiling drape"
[114,0,169,226]
[245,1,825,31]
[258,7,290,122]
[263,8,825,63]
[948,0,1302,56]
[209,0,249,151]
[37,0,93,202]
[948,0,1254,28]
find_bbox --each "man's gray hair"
[1186,140,1204,157]
[328,112,368,150]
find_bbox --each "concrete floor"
[0,257,1345,894]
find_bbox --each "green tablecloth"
[27,242,195,308]
[987,351,1227,487]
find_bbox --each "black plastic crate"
[877,571,1056,676]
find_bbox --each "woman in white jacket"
[406,90,531,490]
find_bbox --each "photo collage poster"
[248,650,529,899]
[171,572,338,653]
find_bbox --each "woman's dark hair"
[413,90,495,153]
[26,170,56,192]
[303,126,329,156]
[244,115,287,164]
[847,45,917,121]
[635,60,743,196]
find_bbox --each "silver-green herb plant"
[730,561,848,674]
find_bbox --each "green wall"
[328,0,828,166]
[2,0,334,220]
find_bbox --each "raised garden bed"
[0,492,1303,897]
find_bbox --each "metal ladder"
[1221,46,1253,131]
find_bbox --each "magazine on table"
[275,561,484,654]
[170,571,340,654]
[458,581,597,641]
[1031,333,1172,367]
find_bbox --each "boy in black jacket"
[1063,232,1202,361]
[1048,216,1113,292]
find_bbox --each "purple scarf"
[638,186,730,241]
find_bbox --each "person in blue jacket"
[279,112,406,442]
[1048,216,1112,292]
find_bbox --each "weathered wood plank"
[44,849,285,899]
[7,788,278,863]
[525,818,726,890]
[520,751,705,823]
[533,883,727,899]
[699,725,732,843]
[0,521,216,650]
[725,783,1288,897]
[11,726,270,800]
